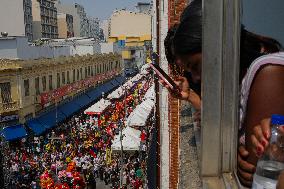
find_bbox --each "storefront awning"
[26,75,125,135]
[2,124,27,141]
[73,94,92,108]
[115,76,126,84]
[26,119,47,136]
[59,100,82,117]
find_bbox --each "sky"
[60,0,151,21]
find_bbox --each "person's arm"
[244,65,284,165]
[277,171,284,189]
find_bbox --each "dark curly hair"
[164,24,183,76]
[173,0,282,75]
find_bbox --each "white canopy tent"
[107,73,147,100]
[84,99,111,115]
[107,86,125,100]
[126,98,155,127]
[140,64,150,75]
[143,85,155,101]
[111,127,141,151]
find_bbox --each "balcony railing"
[0,101,19,113]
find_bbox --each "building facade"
[0,0,33,41]
[75,3,89,37]
[32,0,58,40]
[55,2,89,38]
[88,17,100,39]
[57,13,74,38]
[99,20,110,41]
[0,54,122,126]
[24,0,33,41]
[109,10,151,42]
[135,2,152,14]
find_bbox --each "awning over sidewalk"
[26,75,125,135]
[26,119,47,136]
[1,124,27,141]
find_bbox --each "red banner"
[41,70,118,106]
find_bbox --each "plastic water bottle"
[252,114,284,189]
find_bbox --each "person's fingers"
[251,134,264,157]
[260,118,271,140]
[174,80,183,88]
[237,166,254,181]
[237,169,253,187]
[238,145,249,157]
[253,125,269,149]
[237,151,256,173]
[158,79,165,86]
[176,76,186,81]
[279,126,284,135]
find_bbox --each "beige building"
[57,13,74,38]
[0,54,122,126]
[32,0,58,40]
[109,10,151,41]
[55,2,89,37]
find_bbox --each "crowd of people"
[3,74,154,189]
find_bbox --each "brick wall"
[168,0,188,188]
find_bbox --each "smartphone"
[149,63,181,93]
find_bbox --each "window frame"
[35,77,40,95]
[48,75,53,91]
[201,0,241,187]
[42,76,47,92]
[24,79,30,97]
[56,73,60,88]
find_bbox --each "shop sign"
[40,70,118,106]
[0,115,19,123]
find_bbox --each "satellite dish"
[1,32,8,37]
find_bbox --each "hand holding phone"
[149,63,181,94]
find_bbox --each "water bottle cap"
[271,114,284,125]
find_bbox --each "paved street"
[96,180,109,189]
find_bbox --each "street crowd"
[4,74,154,189]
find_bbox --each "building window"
[35,77,40,95]
[42,76,47,91]
[80,68,83,79]
[0,82,12,103]
[87,66,90,76]
[62,72,66,85]
[91,66,94,76]
[97,65,99,74]
[49,75,53,90]
[57,73,60,88]
[24,79,30,96]
[77,69,80,80]
[67,71,70,84]
[85,67,87,78]
[73,69,75,82]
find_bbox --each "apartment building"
[57,13,74,38]
[32,0,58,40]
